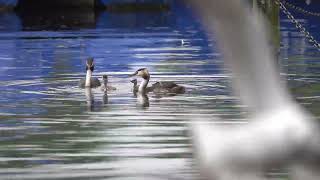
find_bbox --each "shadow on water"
[16,9,97,31]
[12,0,173,31]
[0,1,319,179]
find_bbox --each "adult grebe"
[129,68,185,95]
[101,75,116,92]
[79,57,101,88]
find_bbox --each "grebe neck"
[139,77,149,93]
[85,70,92,87]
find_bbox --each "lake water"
[0,2,319,180]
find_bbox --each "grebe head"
[130,79,138,94]
[129,68,150,80]
[79,57,101,88]
[129,68,150,93]
[86,57,95,72]
[103,75,108,83]
[130,79,137,85]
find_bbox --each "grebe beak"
[128,71,137,77]
[86,65,94,72]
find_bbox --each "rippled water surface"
[0,2,320,179]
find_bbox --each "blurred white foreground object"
[190,0,320,179]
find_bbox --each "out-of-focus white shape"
[306,0,312,5]
[193,104,319,180]
[192,0,289,114]
[190,0,320,179]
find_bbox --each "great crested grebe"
[129,68,185,94]
[101,75,116,92]
[79,57,101,88]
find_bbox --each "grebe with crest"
[129,68,185,95]
[79,57,101,88]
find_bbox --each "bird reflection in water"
[84,87,109,111]
[85,87,94,111]
[102,91,108,105]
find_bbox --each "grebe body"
[129,68,185,95]
[101,75,116,92]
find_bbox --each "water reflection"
[85,87,94,111]
[17,9,96,31]
[103,91,108,104]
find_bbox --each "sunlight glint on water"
[0,2,319,179]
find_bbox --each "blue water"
[279,2,320,117]
[0,2,319,179]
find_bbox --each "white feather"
[190,0,320,179]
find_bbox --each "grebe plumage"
[129,68,185,95]
[130,79,150,107]
[130,78,153,94]
[79,57,101,88]
[101,75,116,92]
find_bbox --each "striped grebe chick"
[101,75,116,92]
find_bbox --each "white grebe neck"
[85,70,92,87]
[138,77,149,93]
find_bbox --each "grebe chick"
[101,75,116,92]
[130,79,138,94]
[129,68,185,94]
[130,78,153,94]
[79,57,101,88]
